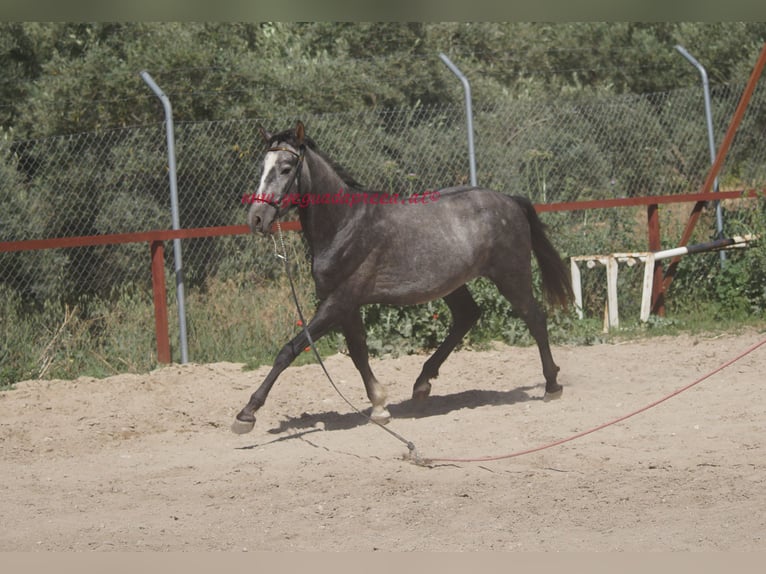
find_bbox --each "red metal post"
[647,204,665,316]
[150,240,171,364]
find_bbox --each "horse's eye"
[280,166,292,176]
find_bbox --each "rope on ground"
[418,335,766,466]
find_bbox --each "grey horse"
[232,121,572,434]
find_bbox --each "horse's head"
[248,121,308,235]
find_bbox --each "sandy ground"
[1,329,765,551]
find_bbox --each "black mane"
[268,127,365,191]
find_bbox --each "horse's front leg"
[231,301,338,434]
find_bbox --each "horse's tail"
[512,195,574,309]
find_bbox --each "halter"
[262,144,306,214]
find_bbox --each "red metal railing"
[2,190,762,364]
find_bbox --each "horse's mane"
[267,127,366,191]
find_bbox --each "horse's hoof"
[543,389,563,402]
[231,418,256,435]
[370,407,391,425]
[412,381,431,401]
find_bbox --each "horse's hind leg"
[412,285,481,401]
[341,308,391,424]
[491,273,563,400]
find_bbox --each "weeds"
[2,267,764,391]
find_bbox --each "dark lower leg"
[235,337,303,424]
[520,302,561,395]
[233,302,336,432]
[492,271,562,398]
[413,285,481,400]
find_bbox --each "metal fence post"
[140,70,189,364]
[675,45,726,265]
[439,53,477,187]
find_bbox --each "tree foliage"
[2,22,766,138]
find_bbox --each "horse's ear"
[258,126,271,144]
[295,121,305,147]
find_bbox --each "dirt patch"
[1,330,765,551]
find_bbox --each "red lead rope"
[419,335,766,466]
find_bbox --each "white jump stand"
[570,253,653,332]
[570,234,756,332]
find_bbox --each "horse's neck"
[299,152,363,255]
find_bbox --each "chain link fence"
[2,82,765,382]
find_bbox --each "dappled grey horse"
[232,121,573,434]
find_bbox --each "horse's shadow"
[268,383,541,435]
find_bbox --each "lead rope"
[424,334,766,464]
[271,212,422,465]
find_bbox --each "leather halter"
[262,144,306,212]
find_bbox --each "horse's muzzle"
[248,204,277,235]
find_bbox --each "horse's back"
[432,186,530,225]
